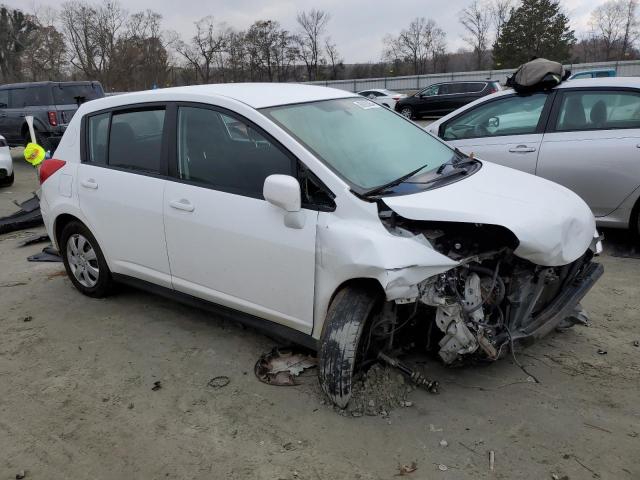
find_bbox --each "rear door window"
[108,109,165,173]
[442,93,548,140]
[555,90,640,131]
[465,82,486,93]
[0,90,8,108]
[9,88,27,108]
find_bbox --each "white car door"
[538,88,640,218]
[438,93,552,174]
[78,107,171,287]
[163,105,318,333]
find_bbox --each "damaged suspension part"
[377,351,439,393]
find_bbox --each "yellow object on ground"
[24,143,45,167]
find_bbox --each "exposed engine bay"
[369,204,604,366]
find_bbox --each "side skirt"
[112,273,319,351]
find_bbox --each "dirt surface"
[1,159,639,480]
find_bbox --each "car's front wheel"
[399,106,414,119]
[318,284,381,408]
[60,221,113,297]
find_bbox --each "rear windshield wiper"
[361,163,430,197]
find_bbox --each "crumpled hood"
[383,161,596,266]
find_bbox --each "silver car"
[427,77,640,237]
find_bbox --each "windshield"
[262,98,456,191]
[53,83,104,104]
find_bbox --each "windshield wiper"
[362,163,430,197]
[436,149,477,174]
[410,168,470,185]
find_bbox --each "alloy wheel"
[66,233,100,288]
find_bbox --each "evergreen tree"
[493,0,576,68]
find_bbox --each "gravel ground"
[1,156,639,480]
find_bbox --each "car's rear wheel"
[0,172,13,187]
[60,221,113,297]
[318,284,381,408]
[400,106,414,119]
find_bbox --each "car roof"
[571,69,615,74]
[83,83,357,111]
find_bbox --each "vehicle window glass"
[595,71,610,78]
[465,82,485,93]
[87,113,109,165]
[0,90,7,108]
[442,93,547,140]
[108,109,165,172]
[24,86,53,106]
[262,98,457,190]
[421,85,439,96]
[556,90,640,131]
[53,84,103,104]
[359,91,370,97]
[439,84,451,95]
[9,88,26,108]
[177,106,292,196]
[572,72,589,79]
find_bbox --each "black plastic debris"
[0,193,43,234]
[255,348,317,386]
[151,381,162,391]
[19,233,50,247]
[27,245,62,263]
[597,349,608,355]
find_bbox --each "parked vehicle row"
[357,89,406,109]
[38,83,602,407]
[427,77,640,237]
[0,81,104,152]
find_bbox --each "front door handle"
[509,145,537,153]
[169,198,195,212]
[80,178,98,189]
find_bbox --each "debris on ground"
[597,349,607,355]
[345,364,414,417]
[18,233,50,247]
[254,348,317,386]
[378,352,439,393]
[439,439,448,447]
[22,315,32,322]
[151,381,162,391]
[633,340,639,347]
[489,450,495,471]
[0,193,42,234]
[396,462,417,476]
[437,464,448,471]
[207,376,230,389]
[15,470,26,479]
[27,244,62,263]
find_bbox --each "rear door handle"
[169,198,195,212]
[80,178,98,189]
[509,145,537,153]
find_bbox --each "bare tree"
[490,0,513,42]
[23,7,66,81]
[383,17,446,75]
[175,16,226,83]
[325,37,342,79]
[620,0,639,58]
[0,6,38,82]
[459,0,492,69]
[590,0,627,60]
[296,9,330,80]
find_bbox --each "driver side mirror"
[263,175,305,229]
[487,116,500,128]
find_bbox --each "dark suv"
[0,81,104,151]
[395,80,501,119]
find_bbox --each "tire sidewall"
[60,221,112,297]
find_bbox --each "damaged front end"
[374,205,604,365]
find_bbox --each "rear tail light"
[392,95,401,100]
[39,158,66,184]
[47,111,58,126]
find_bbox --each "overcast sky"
[10,0,608,63]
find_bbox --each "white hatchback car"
[39,84,602,407]
[0,134,13,187]
[357,88,406,109]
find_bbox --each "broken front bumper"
[512,260,604,347]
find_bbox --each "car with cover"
[395,80,501,119]
[427,77,640,238]
[0,81,104,152]
[39,84,603,407]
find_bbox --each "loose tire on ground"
[60,221,113,298]
[318,285,381,408]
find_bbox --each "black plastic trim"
[112,273,319,351]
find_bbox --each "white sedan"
[0,134,13,187]
[357,88,406,109]
[427,77,640,237]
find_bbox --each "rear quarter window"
[54,84,104,105]
[24,86,53,106]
